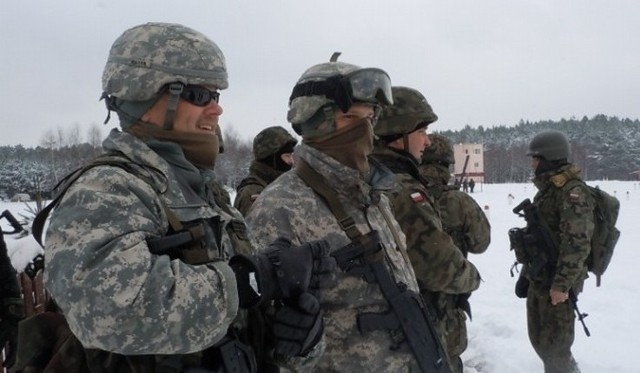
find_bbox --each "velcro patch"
[410,192,425,203]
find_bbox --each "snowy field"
[2,180,638,372]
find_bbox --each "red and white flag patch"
[410,192,425,203]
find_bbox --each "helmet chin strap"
[163,83,184,130]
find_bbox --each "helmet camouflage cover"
[102,22,228,101]
[375,86,438,138]
[287,53,393,135]
[527,130,571,161]
[253,126,297,160]
[422,133,455,165]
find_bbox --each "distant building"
[453,143,485,183]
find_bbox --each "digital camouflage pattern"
[420,149,490,372]
[375,87,438,138]
[234,161,283,217]
[245,143,423,372]
[526,163,594,373]
[287,61,362,125]
[102,22,228,101]
[44,129,245,355]
[252,126,297,160]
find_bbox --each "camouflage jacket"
[420,162,491,256]
[245,143,421,372]
[44,129,246,355]
[531,164,594,292]
[370,146,481,295]
[234,160,283,216]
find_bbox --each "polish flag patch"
[410,192,425,203]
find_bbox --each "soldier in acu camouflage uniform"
[370,86,482,373]
[27,22,332,373]
[419,133,491,371]
[522,130,594,373]
[246,55,450,372]
[234,126,297,216]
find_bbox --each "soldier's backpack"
[563,180,621,286]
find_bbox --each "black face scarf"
[303,118,374,174]
[127,124,219,170]
[535,157,568,176]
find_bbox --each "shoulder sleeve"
[552,183,595,292]
[390,183,481,294]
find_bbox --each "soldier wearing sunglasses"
[20,23,335,373]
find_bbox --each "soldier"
[523,130,594,373]
[370,86,482,373]
[246,55,450,372]
[234,126,297,216]
[419,133,491,371]
[29,22,332,372]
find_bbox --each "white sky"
[4,180,639,371]
[1,0,639,147]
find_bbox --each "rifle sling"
[295,159,450,373]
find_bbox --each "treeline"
[437,114,640,183]
[1,114,638,199]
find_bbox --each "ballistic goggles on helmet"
[289,68,393,113]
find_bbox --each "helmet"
[375,86,437,139]
[287,53,393,135]
[253,126,297,160]
[422,133,454,165]
[102,22,228,102]
[527,130,571,160]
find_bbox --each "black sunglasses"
[180,85,220,107]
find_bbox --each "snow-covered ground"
[2,180,638,372]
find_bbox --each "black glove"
[1,297,25,368]
[230,237,336,308]
[24,254,45,279]
[456,292,472,320]
[268,292,324,358]
[515,275,530,299]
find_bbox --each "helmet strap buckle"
[163,83,184,130]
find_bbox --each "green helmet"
[422,133,454,165]
[253,126,297,160]
[375,86,438,139]
[287,53,393,135]
[527,130,571,160]
[102,22,228,101]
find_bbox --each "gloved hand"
[230,237,336,308]
[515,275,530,299]
[268,292,324,358]
[1,297,25,368]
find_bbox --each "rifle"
[455,155,470,189]
[511,199,591,337]
[332,230,451,373]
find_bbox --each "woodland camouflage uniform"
[524,130,595,373]
[234,126,297,216]
[419,134,491,370]
[371,87,481,373]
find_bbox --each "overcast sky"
[1,0,638,147]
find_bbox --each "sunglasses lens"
[181,86,220,106]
